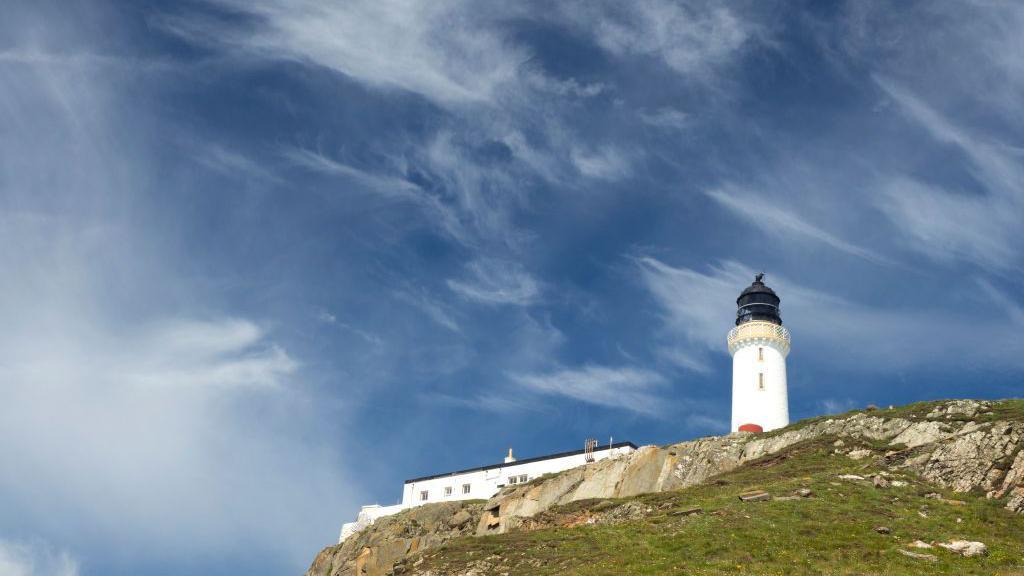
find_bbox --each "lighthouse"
[728,273,790,433]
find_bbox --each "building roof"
[404,441,638,484]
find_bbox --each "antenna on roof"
[584,438,597,462]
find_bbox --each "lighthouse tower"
[728,273,790,433]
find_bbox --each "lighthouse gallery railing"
[727,321,791,355]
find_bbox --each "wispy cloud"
[820,398,857,415]
[283,146,469,244]
[976,279,1024,326]
[283,147,420,197]
[511,365,668,416]
[0,540,78,576]
[563,1,758,79]
[161,0,525,106]
[706,186,890,265]
[0,18,359,571]
[636,256,1024,371]
[635,256,743,351]
[873,77,1023,270]
[637,107,689,130]
[425,392,541,413]
[317,309,386,345]
[393,288,461,332]
[570,145,632,180]
[125,318,298,389]
[195,143,281,184]
[447,258,541,306]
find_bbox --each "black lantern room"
[736,273,782,326]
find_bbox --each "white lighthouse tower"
[728,273,790,433]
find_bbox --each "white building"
[728,273,791,432]
[339,441,636,542]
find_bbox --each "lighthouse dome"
[736,273,782,326]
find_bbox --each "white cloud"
[0,540,78,576]
[426,392,541,413]
[284,146,471,244]
[163,0,524,106]
[393,288,461,333]
[976,279,1024,327]
[876,177,1017,268]
[511,365,668,416]
[706,186,890,265]
[0,21,359,572]
[447,258,541,306]
[196,143,282,184]
[636,256,744,352]
[873,77,1023,270]
[820,398,857,415]
[638,107,689,130]
[635,256,1024,372]
[562,0,757,78]
[284,147,421,197]
[122,318,298,389]
[570,145,632,180]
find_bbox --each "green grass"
[414,437,1024,575]
[862,398,1024,424]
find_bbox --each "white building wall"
[731,340,789,432]
[339,444,634,543]
[402,445,633,507]
[338,503,404,543]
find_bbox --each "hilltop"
[306,399,1024,575]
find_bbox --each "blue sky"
[2,1,1023,575]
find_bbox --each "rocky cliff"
[305,399,1024,576]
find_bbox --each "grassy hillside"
[412,435,1024,575]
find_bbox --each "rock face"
[476,400,1024,537]
[305,399,1024,576]
[305,501,482,576]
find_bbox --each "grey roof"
[404,441,638,484]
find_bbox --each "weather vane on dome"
[755,272,765,283]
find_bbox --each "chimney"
[504,447,516,464]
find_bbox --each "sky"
[2,1,1023,575]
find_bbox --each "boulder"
[890,421,949,449]
[897,549,938,562]
[936,540,988,557]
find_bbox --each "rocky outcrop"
[306,399,1024,576]
[305,501,482,576]
[478,400,1024,535]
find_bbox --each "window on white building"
[508,475,518,485]
[519,474,528,483]
[420,490,429,501]
[444,486,452,497]
[462,483,471,494]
